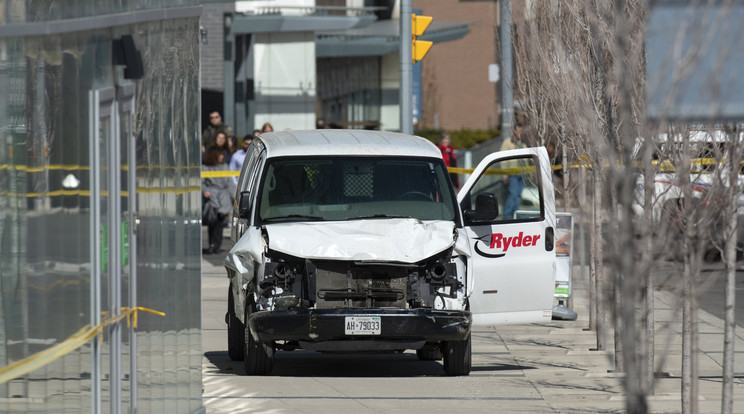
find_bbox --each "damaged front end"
[245,247,471,350]
[256,248,466,312]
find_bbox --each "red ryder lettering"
[489,232,540,251]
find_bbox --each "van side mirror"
[463,193,499,223]
[238,191,251,219]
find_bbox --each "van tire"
[442,333,471,376]
[243,302,274,375]
[227,287,245,361]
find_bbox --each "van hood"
[264,219,456,263]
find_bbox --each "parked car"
[223,129,557,375]
[632,129,744,260]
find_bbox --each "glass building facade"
[0,2,204,413]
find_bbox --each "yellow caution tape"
[447,156,736,175]
[0,164,200,173]
[2,157,736,182]
[201,170,240,178]
[0,307,165,384]
[0,186,201,198]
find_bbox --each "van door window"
[461,155,542,222]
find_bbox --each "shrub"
[415,128,501,149]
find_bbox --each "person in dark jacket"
[202,147,237,254]
[202,110,231,151]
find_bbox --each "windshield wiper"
[345,214,411,220]
[262,214,326,222]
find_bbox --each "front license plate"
[344,316,381,335]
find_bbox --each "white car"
[632,130,744,260]
[223,129,556,375]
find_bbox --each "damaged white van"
[224,129,556,376]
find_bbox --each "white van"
[224,129,556,375]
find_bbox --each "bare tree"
[514,0,652,411]
[514,1,744,411]
[721,126,742,414]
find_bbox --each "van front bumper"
[246,308,471,345]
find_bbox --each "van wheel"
[243,303,274,375]
[442,333,471,376]
[416,342,443,361]
[227,287,245,361]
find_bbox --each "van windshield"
[257,156,458,223]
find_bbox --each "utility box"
[554,212,573,301]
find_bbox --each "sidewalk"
[201,226,744,413]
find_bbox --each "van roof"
[257,129,442,159]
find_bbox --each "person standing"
[202,110,231,151]
[209,131,233,165]
[227,134,238,159]
[260,122,274,133]
[228,134,253,184]
[437,131,459,188]
[202,147,237,254]
[499,123,527,219]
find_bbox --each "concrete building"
[0,2,204,413]
[199,0,473,134]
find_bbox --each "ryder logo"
[490,232,540,251]
[473,232,541,258]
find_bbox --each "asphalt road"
[655,260,744,327]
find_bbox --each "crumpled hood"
[264,219,456,263]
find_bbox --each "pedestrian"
[228,134,254,183]
[437,131,459,188]
[260,122,274,133]
[546,142,564,188]
[202,110,231,152]
[208,131,233,165]
[202,147,237,254]
[227,134,238,158]
[499,122,527,219]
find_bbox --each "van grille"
[314,261,407,309]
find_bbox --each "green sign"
[554,287,569,296]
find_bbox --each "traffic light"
[412,14,433,63]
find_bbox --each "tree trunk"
[722,211,737,414]
[682,254,692,414]
[582,160,595,333]
[691,257,699,414]
[612,2,646,407]
[679,131,698,414]
[593,165,608,351]
[721,129,739,414]
[643,136,656,396]
[561,123,569,212]
[610,182,624,372]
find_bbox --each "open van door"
[458,147,556,326]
